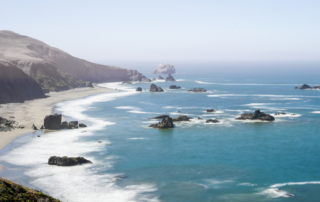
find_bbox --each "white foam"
[259,188,294,198]
[128,138,146,140]
[270,181,320,188]
[196,81,305,86]
[237,183,257,186]
[208,94,320,98]
[116,106,140,110]
[312,111,320,114]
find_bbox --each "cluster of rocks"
[149,117,174,128]
[275,112,286,115]
[169,85,181,89]
[172,115,192,122]
[0,116,24,132]
[150,84,164,92]
[187,88,207,92]
[236,109,275,121]
[48,156,92,166]
[43,113,87,130]
[296,84,320,89]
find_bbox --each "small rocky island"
[48,156,92,166]
[206,119,219,123]
[150,83,164,92]
[149,117,174,128]
[136,87,142,91]
[236,109,275,121]
[297,84,320,89]
[169,85,181,89]
[187,88,207,92]
[165,74,176,81]
[152,64,176,74]
[158,75,164,80]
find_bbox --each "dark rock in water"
[299,84,311,89]
[177,111,181,113]
[48,156,92,166]
[136,87,142,91]
[172,115,192,122]
[169,85,181,89]
[165,74,176,82]
[236,109,275,121]
[295,87,298,89]
[32,124,38,130]
[198,117,203,120]
[158,75,164,80]
[275,112,286,115]
[79,123,87,127]
[68,121,78,128]
[150,115,170,119]
[44,113,62,129]
[150,83,164,92]
[187,88,207,92]
[206,119,219,123]
[40,125,44,129]
[149,117,174,128]
[207,109,215,112]
[122,81,133,84]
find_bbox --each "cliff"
[0,60,45,104]
[0,30,148,87]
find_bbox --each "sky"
[1,0,320,66]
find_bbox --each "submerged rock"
[150,83,164,92]
[136,87,142,91]
[207,109,215,112]
[169,85,181,89]
[187,88,207,92]
[44,113,62,129]
[172,115,192,122]
[149,117,174,128]
[48,156,92,166]
[236,109,275,121]
[165,74,176,82]
[206,119,219,123]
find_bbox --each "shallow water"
[1,75,320,201]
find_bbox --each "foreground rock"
[187,88,207,92]
[136,87,142,91]
[298,84,320,89]
[236,109,275,121]
[48,156,92,166]
[150,84,164,92]
[207,109,215,112]
[169,85,181,89]
[149,117,174,128]
[165,74,176,81]
[172,115,192,122]
[152,64,176,74]
[0,178,61,202]
[206,119,219,123]
[158,75,164,80]
[44,114,62,129]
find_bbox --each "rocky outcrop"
[169,85,181,89]
[0,30,149,91]
[207,109,215,112]
[68,121,78,128]
[172,115,192,122]
[136,87,142,91]
[0,117,22,132]
[206,119,219,123]
[149,117,174,128]
[152,64,176,74]
[165,74,176,82]
[79,123,87,127]
[0,178,61,202]
[187,88,207,92]
[44,114,62,129]
[298,84,320,89]
[236,109,275,121]
[150,84,164,92]
[48,156,92,166]
[0,61,45,104]
[158,75,164,80]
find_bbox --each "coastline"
[0,86,117,172]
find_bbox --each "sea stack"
[158,75,164,80]
[165,74,176,82]
[236,109,275,121]
[152,64,176,74]
[44,114,62,129]
[150,84,164,92]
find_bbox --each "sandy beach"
[0,86,116,172]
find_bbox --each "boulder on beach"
[32,124,38,130]
[165,74,176,82]
[206,119,219,123]
[48,156,92,166]
[150,83,164,92]
[172,115,192,122]
[187,88,207,92]
[44,113,62,129]
[169,85,181,89]
[149,117,174,129]
[236,109,275,121]
[207,109,215,112]
[136,87,142,91]
[158,75,164,80]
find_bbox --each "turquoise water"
[1,75,320,201]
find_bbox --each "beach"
[0,86,116,172]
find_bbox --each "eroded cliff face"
[0,60,45,104]
[0,30,147,84]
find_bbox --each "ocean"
[1,73,320,202]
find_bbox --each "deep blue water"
[1,74,320,201]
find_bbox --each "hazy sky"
[1,0,320,64]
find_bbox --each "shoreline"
[0,86,117,172]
